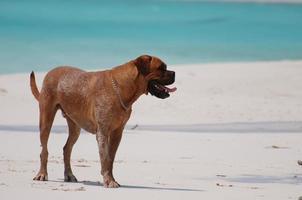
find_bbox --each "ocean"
[0,0,302,74]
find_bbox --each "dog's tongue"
[163,86,177,93]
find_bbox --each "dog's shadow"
[119,184,203,192]
[49,179,203,192]
[83,180,203,192]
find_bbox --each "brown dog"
[30,55,176,188]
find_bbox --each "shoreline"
[1,59,302,76]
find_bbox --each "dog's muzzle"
[147,70,176,99]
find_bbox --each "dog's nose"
[170,71,175,80]
[171,71,175,78]
[170,71,175,83]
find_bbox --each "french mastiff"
[30,55,176,188]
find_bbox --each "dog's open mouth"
[148,80,177,99]
[154,83,177,93]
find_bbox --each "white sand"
[0,61,302,199]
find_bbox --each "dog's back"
[30,66,86,103]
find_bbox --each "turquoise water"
[0,0,302,74]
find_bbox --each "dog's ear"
[134,55,152,75]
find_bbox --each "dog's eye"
[159,64,167,71]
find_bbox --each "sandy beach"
[0,61,302,199]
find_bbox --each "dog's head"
[134,55,176,99]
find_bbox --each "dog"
[30,55,176,188]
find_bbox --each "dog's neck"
[110,62,147,110]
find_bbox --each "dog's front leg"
[96,130,121,188]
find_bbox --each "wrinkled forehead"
[150,57,167,71]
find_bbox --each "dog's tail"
[30,71,40,101]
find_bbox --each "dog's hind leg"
[33,101,57,181]
[63,116,81,182]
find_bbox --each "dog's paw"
[104,180,120,188]
[64,173,78,182]
[33,172,48,181]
